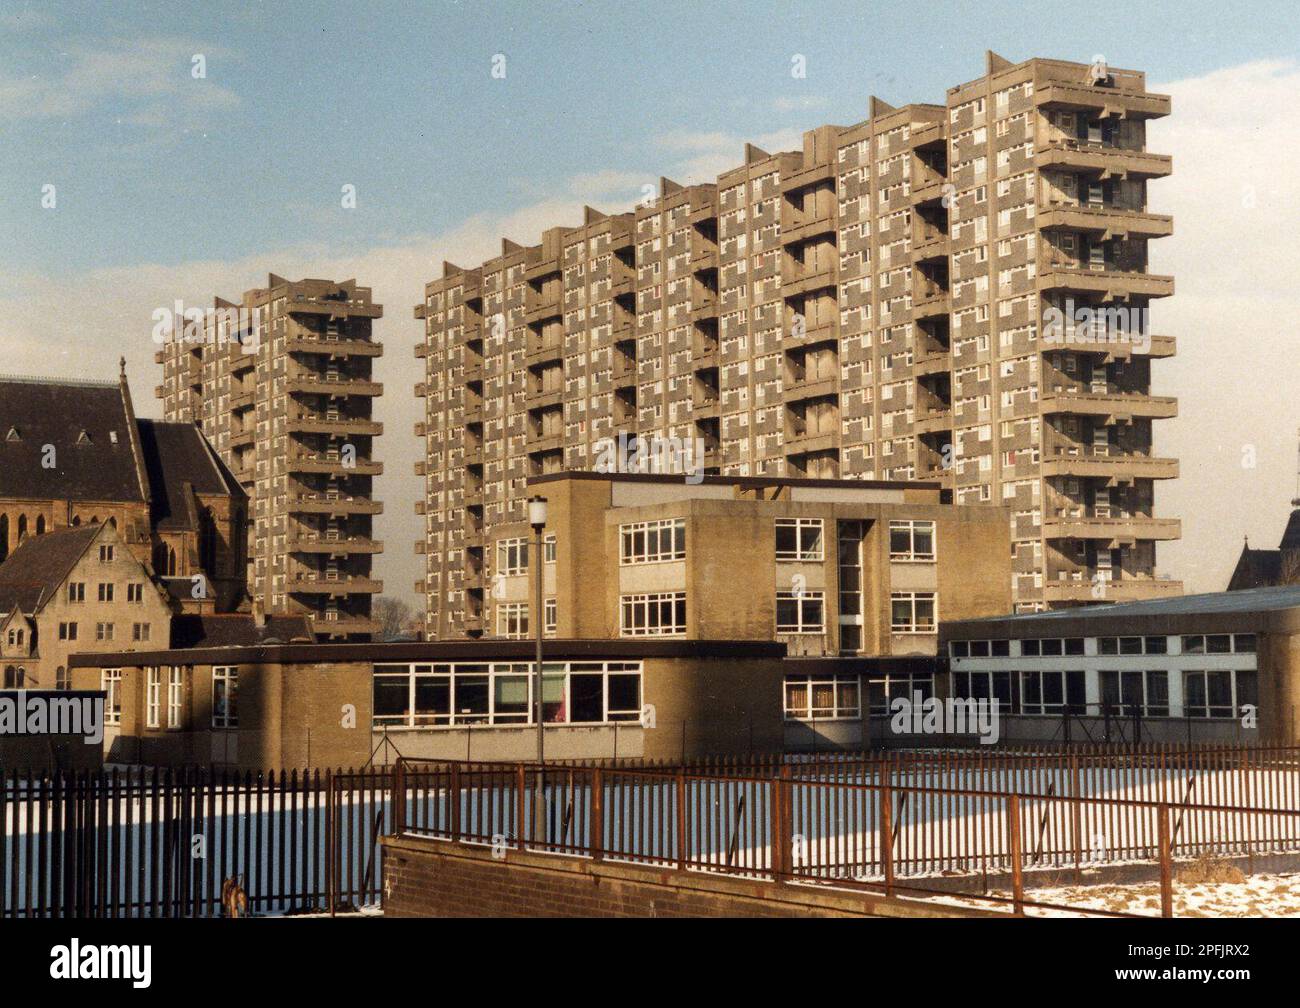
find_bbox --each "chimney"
[251,597,266,629]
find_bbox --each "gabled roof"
[169,614,315,648]
[1280,509,1300,552]
[137,419,245,531]
[0,525,103,614]
[0,377,146,503]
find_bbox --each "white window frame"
[168,666,184,728]
[784,673,861,721]
[775,590,826,634]
[495,538,528,576]
[888,519,936,561]
[620,592,687,637]
[145,667,161,729]
[212,665,238,729]
[775,518,824,562]
[102,668,122,726]
[890,591,937,634]
[619,518,686,565]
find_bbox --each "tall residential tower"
[158,275,384,640]
[415,53,1179,639]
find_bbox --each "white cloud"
[1148,59,1300,592]
[0,37,240,126]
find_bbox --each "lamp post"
[528,494,548,846]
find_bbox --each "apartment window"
[212,666,238,728]
[620,592,687,637]
[891,592,936,634]
[146,667,162,729]
[168,666,185,728]
[1184,670,1256,720]
[619,518,686,564]
[953,670,1012,714]
[775,518,824,561]
[784,673,860,721]
[888,520,936,561]
[544,534,557,563]
[132,622,151,643]
[1101,670,1170,718]
[1019,670,1086,714]
[495,538,528,576]
[99,545,114,563]
[543,598,558,638]
[867,671,934,714]
[56,666,70,691]
[103,668,122,725]
[496,602,529,639]
[127,583,144,603]
[775,590,825,634]
[95,622,115,642]
[949,640,1010,658]
[1020,637,1085,656]
[97,583,114,603]
[67,582,85,603]
[1181,634,1250,655]
[371,660,642,727]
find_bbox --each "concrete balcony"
[1039,391,1178,421]
[1038,204,1173,240]
[1043,578,1183,604]
[912,352,950,378]
[309,615,380,638]
[287,376,384,397]
[287,454,383,476]
[287,297,383,319]
[780,160,834,194]
[289,535,384,556]
[1035,82,1171,120]
[290,575,384,596]
[290,495,384,516]
[1040,266,1173,300]
[1040,332,1175,360]
[228,429,255,449]
[780,264,836,299]
[285,337,383,358]
[1036,142,1172,179]
[913,411,952,436]
[1041,452,1178,481]
[1042,515,1181,543]
[287,415,383,437]
[780,216,835,247]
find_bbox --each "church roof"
[0,525,103,614]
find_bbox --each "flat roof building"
[941,585,1300,745]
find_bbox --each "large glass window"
[1184,669,1254,720]
[867,672,934,715]
[953,670,1012,714]
[891,592,937,633]
[495,538,528,576]
[888,520,936,561]
[212,666,238,728]
[620,592,687,636]
[620,518,686,564]
[372,661,643,728]
[785,674,861,721]
[1100,670,1169,717]
[775,518,824,561]
[776,591,825,634]
[102,668,121,726]
[1019,670,1087,714]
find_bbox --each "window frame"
[774,518,825,562]
[888,519,936,562]
[212,665,239,729]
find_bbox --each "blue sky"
[1,1,1298,608]
[2,0,1297,275]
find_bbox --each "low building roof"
[69,638,789,668]
[169,614,315,649]
[137,419,245,531]
[943,584,1300,640]
[0,525,102,614]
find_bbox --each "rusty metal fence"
[393,745,1300,917]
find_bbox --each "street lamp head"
[528,494,548,532]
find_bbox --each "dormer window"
[5,427,18,441]
[77,430,92,445]
[109,431,119,444]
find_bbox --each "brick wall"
[381,834,995,918]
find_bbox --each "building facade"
[477,471,1009,657]
[940,586,1300,745]
[70,639,787,768]
[415,52,1179,636]
[0,368,247,611]
[0,523,173,691]
[156,275,385,640]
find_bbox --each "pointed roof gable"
[0,524,105,614]
[0,377,147,504]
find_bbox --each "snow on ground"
[922,870,1300,917]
